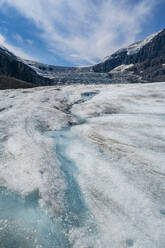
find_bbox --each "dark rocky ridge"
[0,29,165,89]
[0,76,36,90]
[0,47,52,88]
[93,29,165,82]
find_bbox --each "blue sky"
[0,0,164,66]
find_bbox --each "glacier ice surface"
[0,82,165,247]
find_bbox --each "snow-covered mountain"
[0,29,165,89]
[103,30,161,61]
[93,29,165,82]
[0,46,51,89]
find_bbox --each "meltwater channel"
[0,91,100,248]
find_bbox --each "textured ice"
[0,82,165,247]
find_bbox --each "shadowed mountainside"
[0,47,52,89]
[0,29,165,89]
[93,29,165,82]
[0,76,36,90]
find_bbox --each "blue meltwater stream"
[0,187,66,247]
[0,91,100,248]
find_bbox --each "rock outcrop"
[0,76,36,90]
[0,47,52,88]
[93,29,165,82]
[0,29,165,89]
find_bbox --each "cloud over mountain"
[1,0,157,64]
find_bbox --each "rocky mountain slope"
[0,29,165,89]
[93,29,165,82]
[0,75,36,90]
[0,46,52,89]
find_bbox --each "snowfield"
[0,82,165,247]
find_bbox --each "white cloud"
[0,34,5,45]
[26,39,33,45]
[0,33,36,60]
[4,43,37,61]
[13,33,24,43]
[1,0,157,64]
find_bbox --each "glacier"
[0,82,165,247]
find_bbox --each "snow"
[110,64,134,73]
[104,30,161,61]
[0,45,16,58]
[0,82,165,247]
[126,31,161,55]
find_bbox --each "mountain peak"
[93,29,165,82]
[0,29,165,89]
[103,29,163,62]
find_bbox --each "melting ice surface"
[0,187,66,248]
[0,131,99,248]
[46,128,99,247]
[0,90,100,248]
[0,83,165,247]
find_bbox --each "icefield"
[0,82,165,247]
